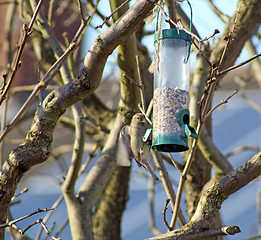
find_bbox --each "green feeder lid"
[152,132,189,152]
[154,29,192,43]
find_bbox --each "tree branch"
[151,150,187,227]
[0,0,44,105]
[146,152,261,240]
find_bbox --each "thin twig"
[151,150,187,227]
[168,153,183,175]
[2,0,17,74]
[138,105,152,125]
[170,71,219,229]
[201,29,220,42]
[43,221,57,240]
[218,52,261,76]
[0,208,53,230]
[136,55,146,112]
[10,84,57,93]
[87,0,113,28]
[192,39,212,67]
[225,145,260,158]
[204,89,238,121]
[0,0,44,105]
[162,199,171,231]
[169,125,200,230]
[241,93,261,114]
[39,218,61,240]
[95,0,131,28]
[22,219,41,235]
[55,219,69,238]
[11,188,29,202]
[36,195,64,240]
[200,75,218,123]
[247,234,261,240]
[71,0,98,44]
[77,0,86,22]
[47,0,55,26]
[0,96,8,166]
[123,74,142,88]
[206,0,229,22]
[125,73,152,123]
[78,143,99,176]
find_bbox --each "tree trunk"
[93,166,131,240]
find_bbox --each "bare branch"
[22,219,41,235]
[225,145,260,158]
[147,153,261,240]
[123,74,142,88]
[192,152,261,223]
[204,89,238,121]
[0,0,44,105]
[11,188,28,202]
[62,102,85,193]
[218,52,261,77]
[162,199,171,231]
[95,0,131,28]
[136,55,146,112]
[0,208,53,230]
[36,195,64,240]
[151,150,187,228]
[168,153,183,175]
[39,218,61,240]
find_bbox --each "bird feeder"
[151,28,198,152]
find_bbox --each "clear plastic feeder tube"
[152,29,191,152]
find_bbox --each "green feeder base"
[152,133,189,152]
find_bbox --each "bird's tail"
[143,162,159,181]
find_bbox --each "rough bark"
[93,166,131,240]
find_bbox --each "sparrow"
[117,113,159,181]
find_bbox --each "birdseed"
[153,87,189,139]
